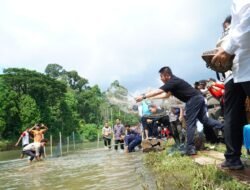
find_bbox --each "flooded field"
[0,148,155,190]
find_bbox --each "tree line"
[0,64,138,149]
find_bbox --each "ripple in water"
[0,149,156,190]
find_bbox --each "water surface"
[0,148,155,190]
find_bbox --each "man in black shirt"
[135,66,223,155]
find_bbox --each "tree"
[45,63,65,79]
[76,85,103,124]
[19,95,41,131]
[0,78,20,138]
[66,70,88,91]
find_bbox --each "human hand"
[211,47,232,67]
[135,95,143,103]
[146,119,152,123]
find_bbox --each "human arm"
[135,89,165,102]
[179,107,184,122]
[149,92,172,100]
[212,4,250,65]
[41,124,48,133]
[29,125,36,132]
[15,135,22,146]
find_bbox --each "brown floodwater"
[0,148,156,190]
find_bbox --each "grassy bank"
[144,144,249,190]
[0,140,14,151]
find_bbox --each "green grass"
[144,142,250,190]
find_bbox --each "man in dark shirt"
[135,66,223,155]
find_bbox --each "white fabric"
[22,131,29,146]
[102,127,112,139]
[23,142,41,156]
[197,121,204,132]
[222,1,250,83]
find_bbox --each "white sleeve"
[222,4,250,54]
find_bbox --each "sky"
[0,0,232,95]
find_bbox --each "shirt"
[21,131,29,146]
[222,1,250,83]
[113,124,125,140]
[102,127,112,139]
[23,142,41,156]
[160,75,200,103]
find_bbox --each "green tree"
[0,78,20,138]
[76,85,103,124]
[66,70,88,92]
[19,95,41,131]
[45,63,65,79]
[79,123,98,141]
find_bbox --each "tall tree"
[45,63,65,79]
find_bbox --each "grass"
[144,141,250,190]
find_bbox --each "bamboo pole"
[67,136,69,153]
[59,132,62,156]
[73,131,76,150]
[50,135,53,157]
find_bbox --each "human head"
[35,124,41,130]
[125,124,130,131]
[149,104,158,114]
[116,119,120,124]
[159,66,173,83]
[199,80,207,89]
[194,81,201,90]
[223,15,231,31]
[104,122,109,127]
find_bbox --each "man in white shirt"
[22,139,48,163]
[212,1,250,170]
[15,128,31,158]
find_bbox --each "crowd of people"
[135,0,250,171]
[14,0,250,171]
[101,119,142,153]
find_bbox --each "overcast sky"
[0,0,232,94]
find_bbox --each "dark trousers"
[141,116,159,138]
[125,134,142,152]
[170,121,180,144]
[22,150,36,161]
[103,137,111,148]
[39,146,45,157]
[185,95,223,150]
[114,140,124,150]
[224,79,250,161]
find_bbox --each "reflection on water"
[0,149,155,190]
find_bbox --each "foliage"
[19,95,41,130]
[0,65,139,148]
[79,123,99,142]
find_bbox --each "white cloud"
[0,0,232,93]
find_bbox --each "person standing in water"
[102,122,112,149]
[29,123,48,158]
[15,128,31,158]
[113,119,125,151]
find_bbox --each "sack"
[201,49,234,73]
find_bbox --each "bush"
[79,123,99,142]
